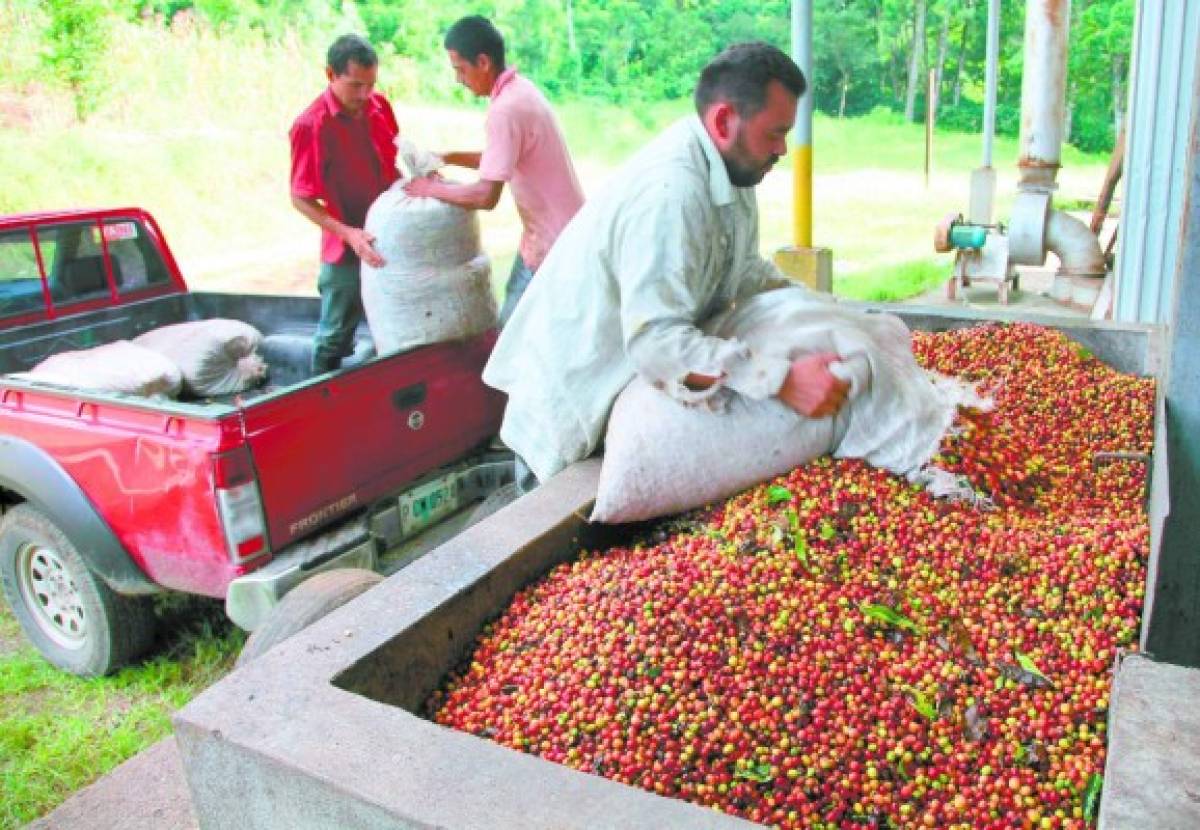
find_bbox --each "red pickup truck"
[0,208,511,676]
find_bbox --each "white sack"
[591,288,988,524]
[361,182,497,356]
[22,340,183,398]
[134,319,267,397]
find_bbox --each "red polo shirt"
[290,88,399,264]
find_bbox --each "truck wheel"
[236,568,383,666]
[0,504,156,677]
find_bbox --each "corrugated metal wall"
[1114,1,1200,323]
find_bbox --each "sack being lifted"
[361,139,497,356]
[134,319,267,397]
[592,288,990,524]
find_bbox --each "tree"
[1069,0,1133,151]
[815,0,880,117]
[40,0,112,122]
[902,0,926,121]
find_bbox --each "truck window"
[101,218,172,293]
[38,222,113,306]
[0,230,47,318]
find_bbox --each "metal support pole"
[982,0,1000,168]
[925,68,936,188]
[791,0,813,248]
[970,0,1002,224]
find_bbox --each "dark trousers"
[313,258,364,374]
[498,254,535,327]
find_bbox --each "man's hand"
[778,353,850,418]
[344,227,384,268]
[403,176,440,199]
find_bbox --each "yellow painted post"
[793,143,812,249]
[774,1,832,292]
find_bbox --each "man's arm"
[615,187,846,417]
[403,176,504,211]
[441,151,482,169]
[290,194,385,268]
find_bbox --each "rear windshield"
[0,217,173,320]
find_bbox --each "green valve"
[948,223,988,250]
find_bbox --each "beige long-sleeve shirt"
[483,115,811,482]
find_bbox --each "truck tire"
[236,568,383,666]
[0,504,157,677]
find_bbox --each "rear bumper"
[225,449,514,631]
[225,518,376,631]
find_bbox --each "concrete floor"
[26,739,198,830]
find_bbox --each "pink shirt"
[478,69,584,271]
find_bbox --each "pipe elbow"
[1045,209,1106,278]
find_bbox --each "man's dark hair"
[327,34,378,76]
[693,42,806,117]
[444,15,506,71]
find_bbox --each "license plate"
[397,474,460,538]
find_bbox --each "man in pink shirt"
[405,16,584,324]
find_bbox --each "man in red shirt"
[290,34,399,374]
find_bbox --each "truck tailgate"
[240,333,504,552]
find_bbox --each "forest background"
[1,0,1130,300]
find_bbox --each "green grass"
[0,599,243,829]
[835,258,949,302]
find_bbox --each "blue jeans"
[514,455,539,494]
[313,258,364,374]
[498,254,535,327]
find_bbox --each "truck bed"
[0,291,377,409]
[0,289,506,595]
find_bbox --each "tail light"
[213,446,269,564]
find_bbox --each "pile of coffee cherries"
[428,323,1154,829]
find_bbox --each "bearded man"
[483,42,849,486]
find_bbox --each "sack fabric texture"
[134,319,267,397]
[591,288,989,523]
[360,143,497,356]
[23,340,184,398]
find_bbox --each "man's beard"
[722,132,779,187]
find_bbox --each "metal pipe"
[1046,209,1106,277]
[791,0,814,248]
[1018,0,1071,190]
[982,0,1001,167]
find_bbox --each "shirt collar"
[322,86,377,120]
[491,67,518,98]
[687,115,734,207]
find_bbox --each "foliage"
[39,0,113,121]
[21,0,1132,150]
[1068,0,1134,153]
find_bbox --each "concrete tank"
[176,307,1169,830]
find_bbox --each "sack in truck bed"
[18,340,183,398]
[134,318,267,397]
